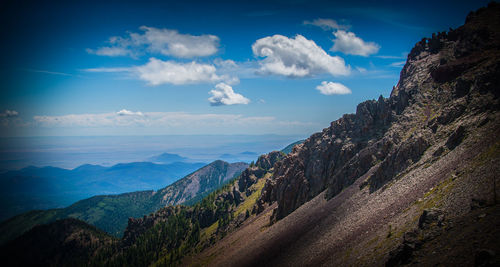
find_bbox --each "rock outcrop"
[238,151,283,193]
[259,2,500,221]
[122,150,283,249]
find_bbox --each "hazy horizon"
[0,134,304,170]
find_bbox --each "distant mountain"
[0,160,248,242]
[147,152,189,164]
[3,4,500,266]
[158,160,249,205]
[0,161,205,221]
[280,140,305,154]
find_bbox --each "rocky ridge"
[118,151,284,260]
[258,2,500,221]
[2,4,499,267]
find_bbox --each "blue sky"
[0,0,488,137]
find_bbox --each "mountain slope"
[0,161,205,220]
[2,4,499,266]
[185,3,500,266]
[0,218,116,267]
[160,160,249,206]
[0,160,247,243]
[0,153,274,266]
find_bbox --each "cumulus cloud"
[87,26,219,58]
[303,18,350,31]
[252,34,350,77]
[135,58,222,85]
[0,110,19,117]
[331,30,380,56]
[316,81,351,95]
[116,109,144,116]
[86,58,238,86]
[213,59,238,68]
[208,83,250,106]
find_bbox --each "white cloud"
[10,111,318,135]
[135,58,221,85]
[303,18,350,31]
[208,83,250,106]
[355,66,367,73]
[0,110,19,117]
[331,30,380,57]
[213,59,238,68]
[376,55,406,59]
[389,61,406,67]
[252,34,350,77]
[87,26,219,58]
[32,111,313,130]
[116,109,144,116]
[316,81,351,95]
[85,58,238,86]
[86,47,133,57]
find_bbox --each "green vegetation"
[233,174,268,218]
[0,161,247,244]
[93,165,273,266]
[89,207,200,267]
[1,218,117,267]
[201,221,219,240]
[0,209,61,245]
[3,152,279,266]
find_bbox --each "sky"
[0,0,489,137]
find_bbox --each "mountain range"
[1,3,499,266]
[0,161,206,221]
[0,160,247,242]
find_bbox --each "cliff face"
[259,2,500,221]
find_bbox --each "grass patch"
[201,221,219,241]
[233,173,269,218]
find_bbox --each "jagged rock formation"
[259,2,500,221]
[239,151,283,193]
[2,4,500,267]
[184,3,500,267]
